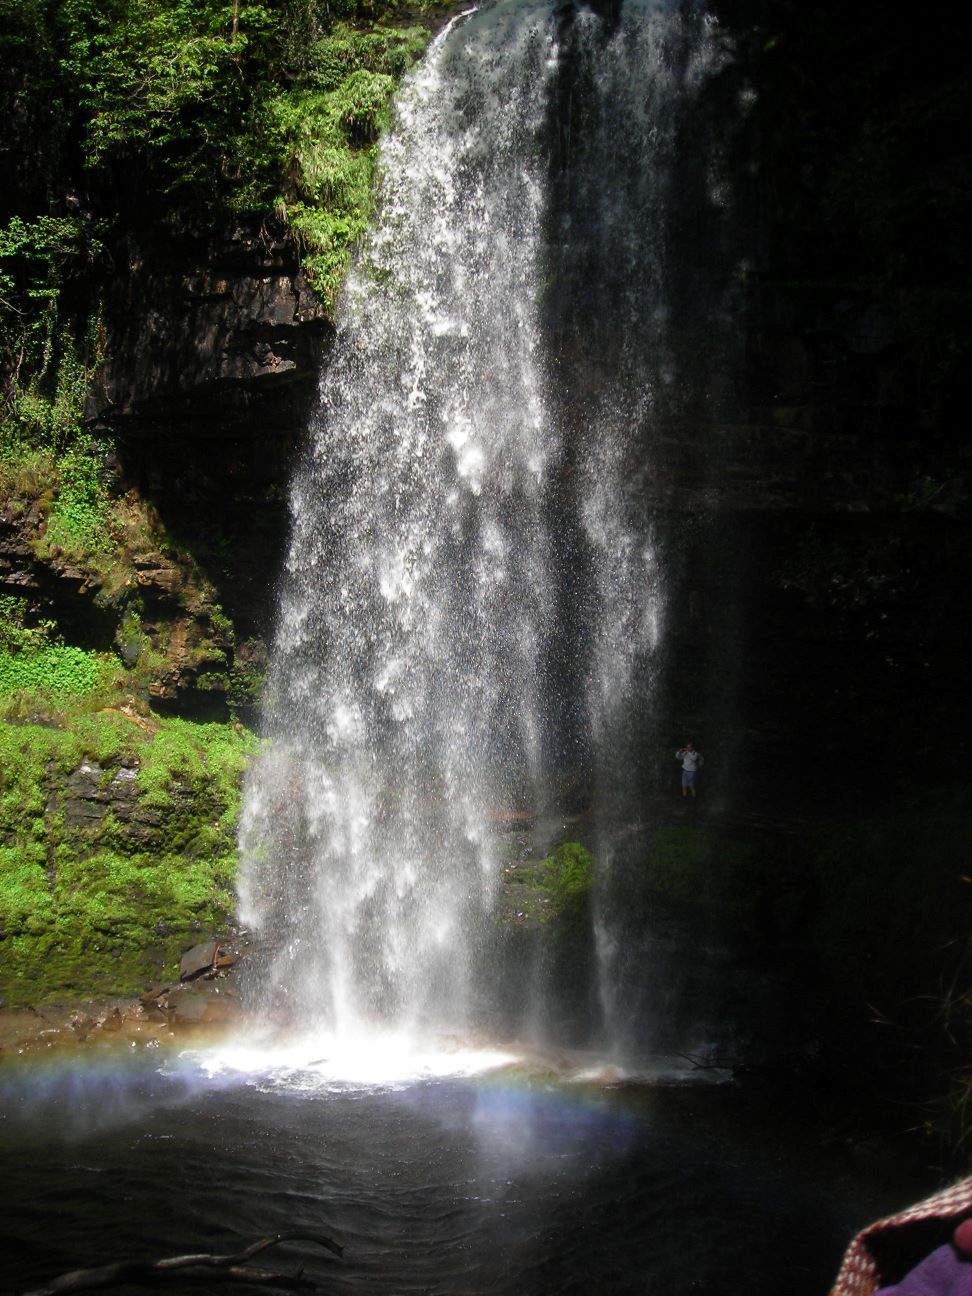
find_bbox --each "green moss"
[0,706,257,1004]
[0,844,54,936]
[501,841,595,927]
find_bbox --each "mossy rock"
[0,709,256,1004]
[498,841,594,929]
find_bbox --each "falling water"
[238,0,734,1058]
[546,2,734,1056]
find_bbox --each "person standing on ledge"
[676,740,703,798]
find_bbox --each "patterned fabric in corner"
[831,1177,972,1296]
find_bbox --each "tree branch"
[23,1232,344,1294]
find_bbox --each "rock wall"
[626,0,972,817]
[1,217,332,715]
[92,219,333,650]
[0,713,254,1006]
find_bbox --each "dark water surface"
[0,1047,931,1295]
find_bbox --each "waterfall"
[238,0,733,1056]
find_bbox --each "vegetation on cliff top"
[0,0,441,355]
[0,0,443,605]
[0,0,446,713]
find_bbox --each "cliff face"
[92,219,333,661]
[1,217,331,715]
[685,0,972,814]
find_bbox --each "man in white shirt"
[676,741,703,798]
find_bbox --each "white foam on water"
[184,1028,521,1091]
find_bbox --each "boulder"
[179,940,218,981]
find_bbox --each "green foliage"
[502,841,595,927]
[0,707,257,1002]
[44,436,114,556]
[226,661,264,711]
[287,203,369,302]
[0,218,104,456]
[0,596,57,654]
[278,5,433,86]
[536,841,594,917]
[58,0,275,197]
[0,595,122,713]
[1,327,91,457]
[23,0,432,229]
[332,66,395,139]
[1,329,115,569]
[209,605,234,641]
[0,645,116,704]
[0,214,101,316]
[262,24,430,302]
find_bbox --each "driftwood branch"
[23,1231,343,1295]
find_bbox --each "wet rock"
[132,554,184,597]
[180,940,219,981]
[57,761,111,827]
[166,992,209,1022]
[69,1011,96,1040]
[47,757,150,833]
[166,982,239,1024]
[139,983,170,1006]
